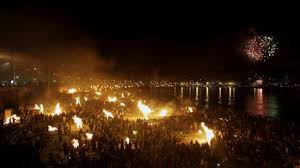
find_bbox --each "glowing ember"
[121,93,124,98]
[108,96,117,102]
[137,100,151,120]
[67,88,77,94]
[159,109,167,117]
[187,107,193,113]
[85,133,93,140]
[132,130,137,135]
[75,97,81,106]
[103,109,114,119]
[125,137,130,144]
[201,122,214,145]
[71,139,79,148]
[4,114,20,125]
[52,103,62,116]
[95,91,102,96]
[48,125,58,132]
[72,115,83,129]
[120,102,126,107]
[84,97,88,101]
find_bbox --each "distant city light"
[255,79,263,85]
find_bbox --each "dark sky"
[0,2,299,80]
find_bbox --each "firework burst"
[244,35,278,62]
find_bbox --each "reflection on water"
[228,87,232,105]
[233,87,236,98]
[205,87,209,103]
[227,87,236,106]
[245,88,278,118]
[218,87,222,104]
[173,87,176,97]
[146,87,284,119]
[195,87,199,101]
[268,96,279,118]
[253,88,265,116]
[180,87,183,99]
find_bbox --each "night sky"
[0,2,299,80]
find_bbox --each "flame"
[159,109,167,117]
[72,115,83,129]
[67,88,77,94]
[132,130,137,135]
[85,133,93,140]
[121,93,124,98]
[198,130,203,134]
[187,107,193,113]
[52,103,62,116]
[201,122,214,145]
[103,109,114,119]
[137,100,151,120]
[84,97,88,101]
[71,139,79,148]
[120,102,126,107]
[108,96,117,102]
[75,97,81,106]
[34,104,40,110]
[48,125,58,132]
[4,114,20,125]
[34,104,44,113]
[95,91,102,96]
[90,85,98,90]
[40,104,44,113]
[125,137,130,144]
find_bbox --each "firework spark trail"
[245,35,277,62]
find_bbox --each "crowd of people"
[0,89,300,168]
